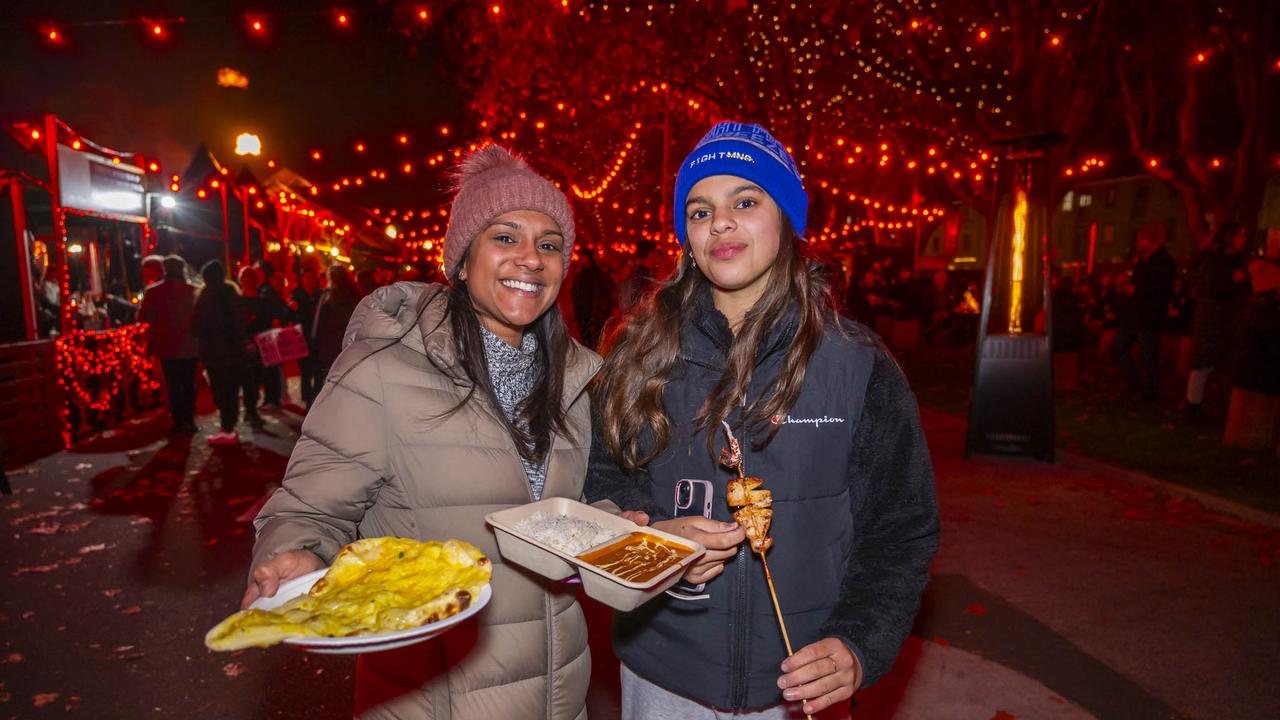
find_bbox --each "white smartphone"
[669,479,714,597]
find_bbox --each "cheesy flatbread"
[206,537,491,651]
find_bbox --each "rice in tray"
[513,512,621,556]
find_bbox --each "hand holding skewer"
[719,422,814,720]
[778,638,863,715]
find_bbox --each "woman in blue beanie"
[586,122,940,718]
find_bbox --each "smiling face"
[459,209,565,346]
[684,175,784,320]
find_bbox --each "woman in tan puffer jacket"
[242,146,602,720]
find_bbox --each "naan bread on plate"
[205,537,491,651]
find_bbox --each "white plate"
[249,569,492,655]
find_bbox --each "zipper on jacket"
[729,542,750,706]
[729,415,751,707]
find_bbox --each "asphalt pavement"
[1,394,1275,719]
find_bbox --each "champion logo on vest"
[769,414,846,427]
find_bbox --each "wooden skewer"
[722,424,812,720]
[759,554,793,654]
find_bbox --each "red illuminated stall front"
[3,115,161,454]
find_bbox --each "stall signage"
[56,144,146,218]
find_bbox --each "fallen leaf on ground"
[27,522,61,535]
[78,543,107,555]
[120,605,142,615]
[223,662,247,678]
[2,653,20,664]
[33,693,60,707]
[12,564,60,576]
[101,589,122,598]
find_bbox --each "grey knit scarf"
[479,325,547,499]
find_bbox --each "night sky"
[0,0,464,207]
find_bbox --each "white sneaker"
[207,430,240,446]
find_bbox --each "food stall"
[2,114,161,454]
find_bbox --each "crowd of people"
[1046,222,1280,418]
[132,211,1278,451]
[135,254,407,445]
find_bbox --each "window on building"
[1079,193,1093,207]
[1133,185,1150,219]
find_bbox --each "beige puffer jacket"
[251,282,602,720]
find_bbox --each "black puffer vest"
[610,291,878,709]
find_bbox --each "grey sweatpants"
[621,664,849,720]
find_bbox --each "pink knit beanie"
[444,144,575,280]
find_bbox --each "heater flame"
[1007,188,1028,334]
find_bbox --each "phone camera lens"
[677,483,691,507]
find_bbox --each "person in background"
[237,265,268,430]
[104,282,139,327]
[291,267,324,408]
[1051,276,1087,354]
[310,265,362,380]
[570,249,616,350]
[1167,275,1194,338]
[191,261,249,446]
[616,241,659,314]
[256,261,292,409]
[1230,238,1280,400]
[141,255,165,287]
[1184,222,1244,420]
[924,269,956,346]
[137,255,200,434]
[356,268,379,297]
[1111,230,1177,402]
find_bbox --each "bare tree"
[1113,0,1277,247]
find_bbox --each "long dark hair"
[595,216,840,470]
[446,278,574,467]
[326,277,576,469]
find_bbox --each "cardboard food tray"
[486,497,705,612]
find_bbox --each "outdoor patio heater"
[964,132,1063,461]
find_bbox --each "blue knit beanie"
[673,121,808,246]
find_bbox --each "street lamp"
[235,133,262,156]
